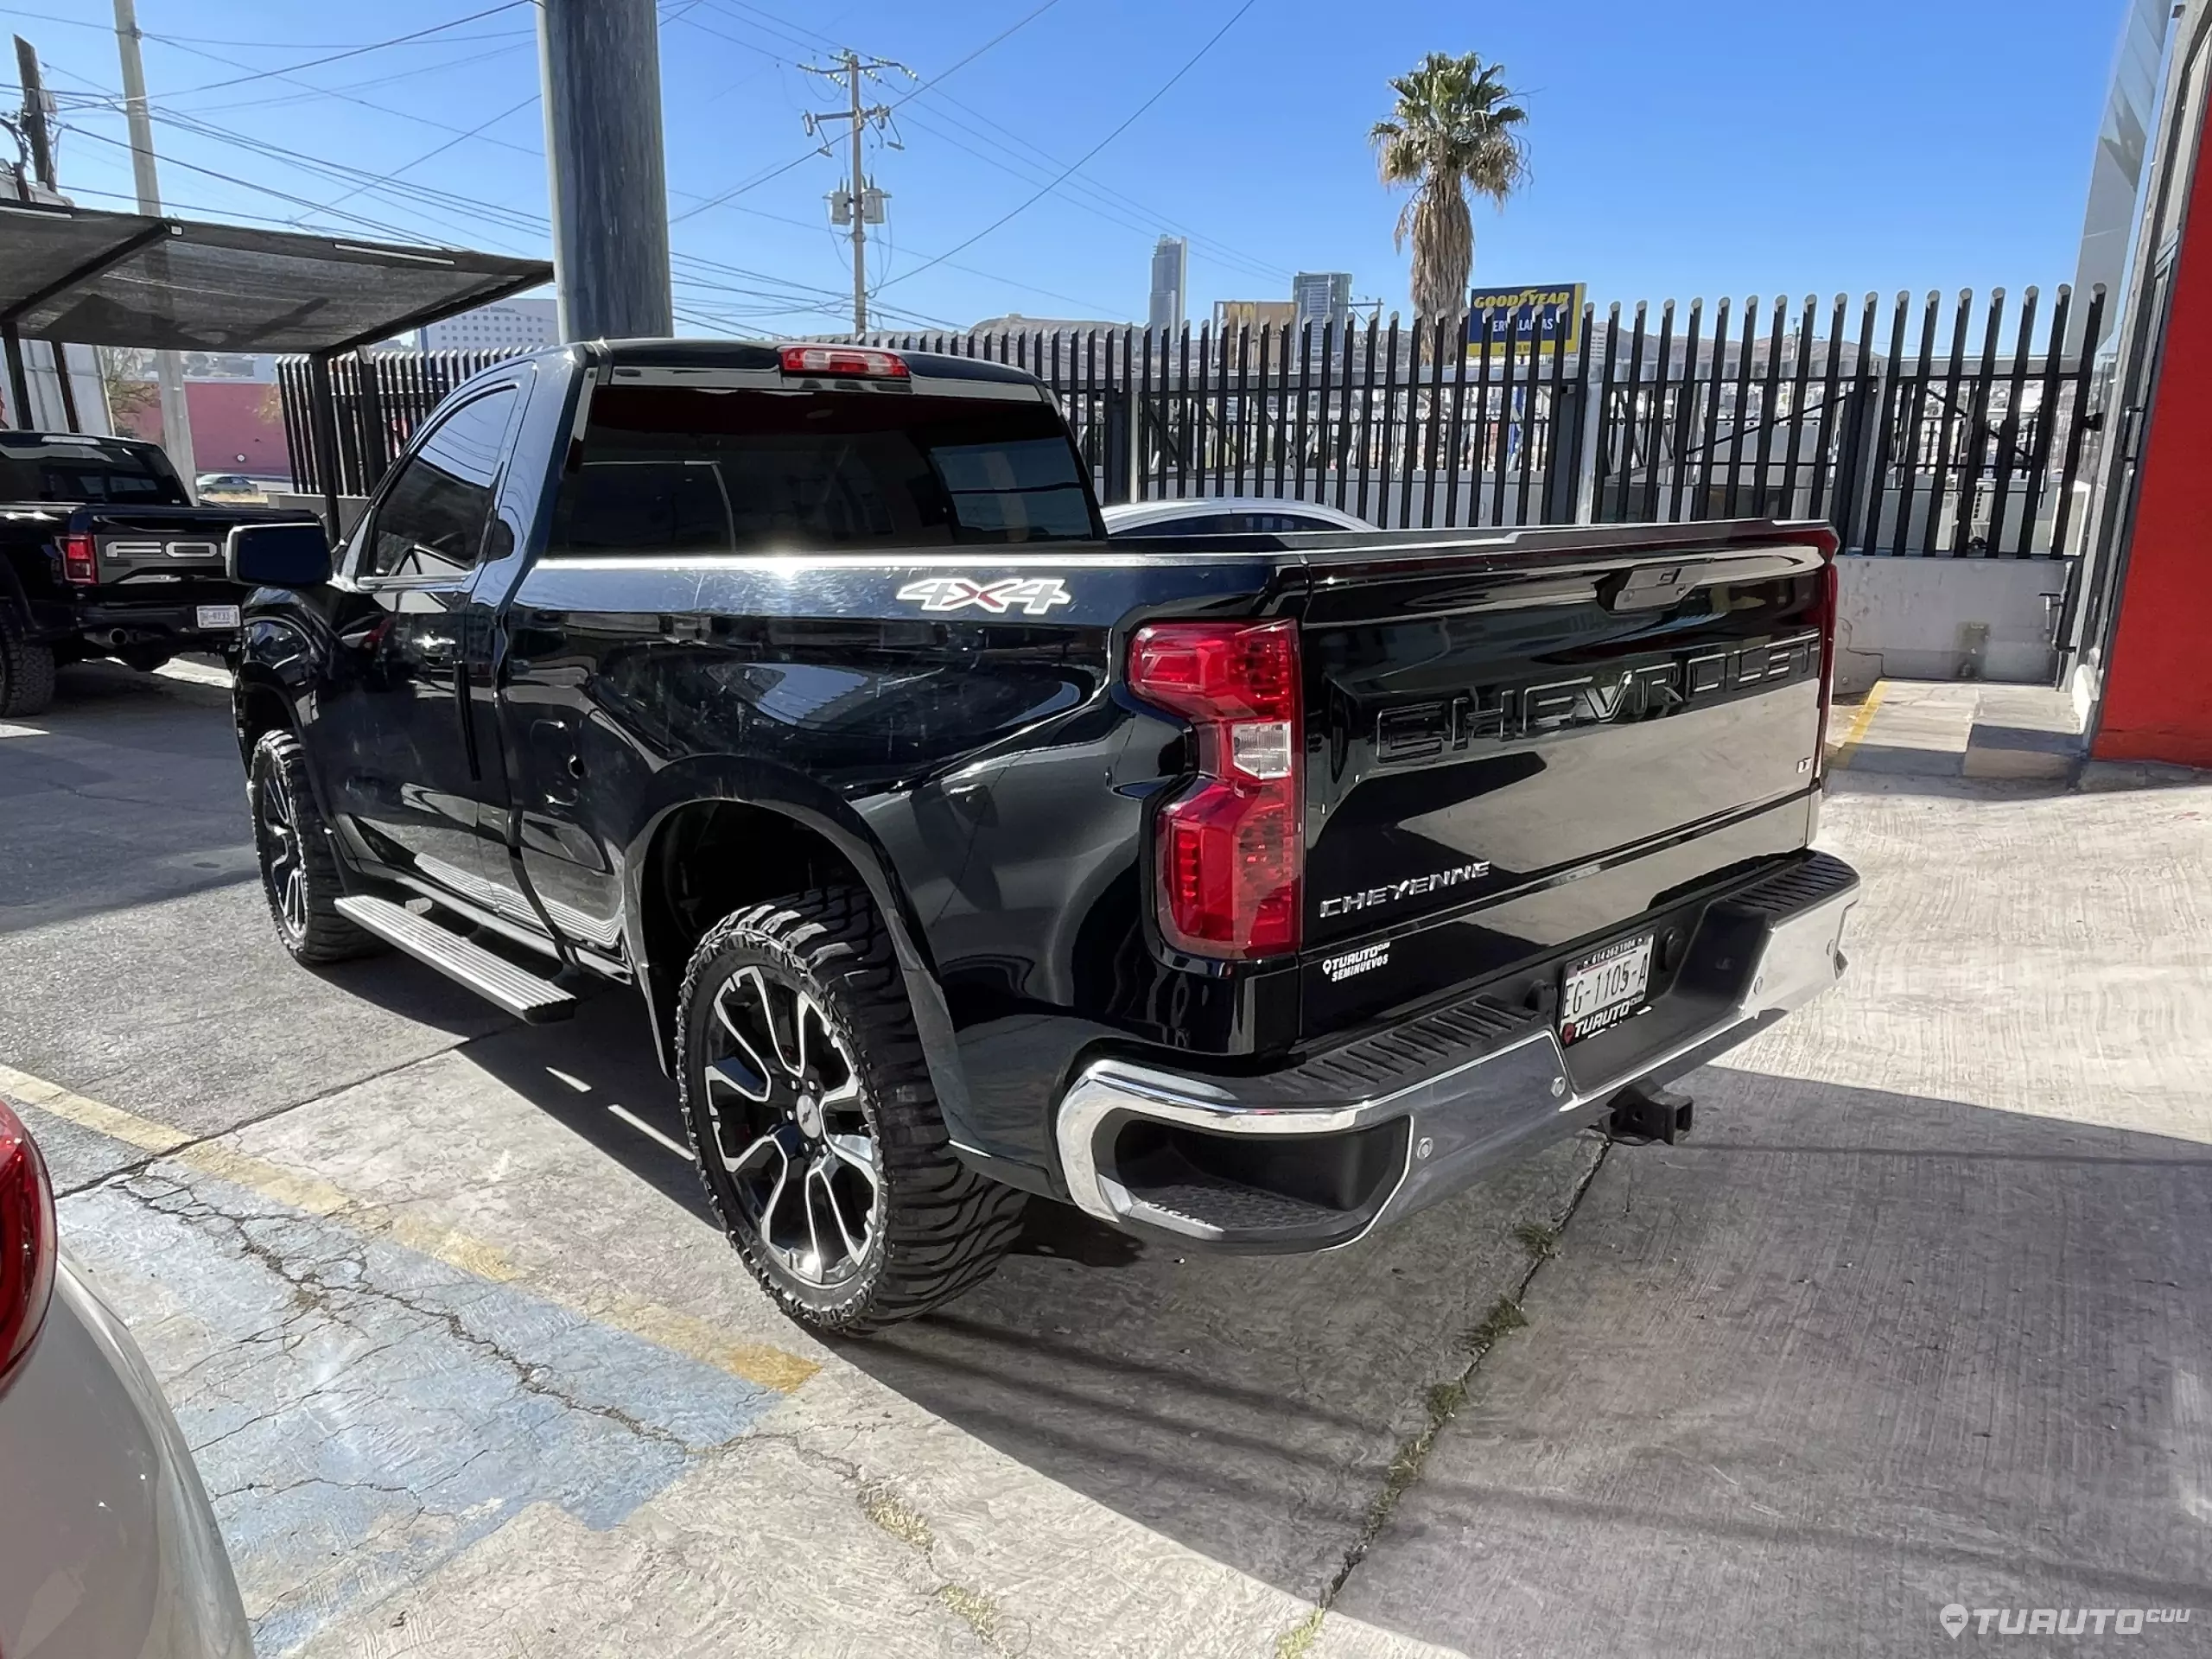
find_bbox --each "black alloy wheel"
[677,888,1026,1335]
[247,730,382,965]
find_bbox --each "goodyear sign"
[1465,283,1586,355]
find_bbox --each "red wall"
[112,380,290,480]
[2094,112,2212,766]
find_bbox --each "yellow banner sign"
[1465,283,1586,355]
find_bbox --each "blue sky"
[9,0,2128,335]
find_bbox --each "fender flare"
[615,753,978,1145]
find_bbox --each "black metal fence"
[280,283,2107,558]
[276,349,523,499]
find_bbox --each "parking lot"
[3,661,2208,1657]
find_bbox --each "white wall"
[1833,555,2071,695]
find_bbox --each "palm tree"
[1370,53,1529,325]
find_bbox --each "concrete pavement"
[3,664,2206,1656]
[1325,767,2212,1656]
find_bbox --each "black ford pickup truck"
[0,431,305,715]
[227,340,1860,1335]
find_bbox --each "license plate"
[1559,931,1655,1045]
[195,604,241,630]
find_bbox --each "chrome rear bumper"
[1053,853,1859,1251]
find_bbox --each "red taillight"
[60,531,97,586]
[0,1100,57,1386]
[1129,618,1302,958]
[779,345,909,379]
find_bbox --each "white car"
[1099,496,1373,537]
[194,473,269,505]
[0,1101,254,1659]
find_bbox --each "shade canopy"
[0,199,551,356]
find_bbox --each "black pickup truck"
[0,430,304,715]
[226,340,1860,1335]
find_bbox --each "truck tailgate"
[76,505,306,584]
[1295,520,1835,1037]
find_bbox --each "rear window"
[548,385,1102,555]
[0,438,188,505]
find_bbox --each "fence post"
[307,351,342,537]
[1834,359,1889,552]
[1102,381,1135,505]
[1567,306,1605,523]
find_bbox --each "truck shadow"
[321,970,2212,1639]
[437,984,1605,1607]
[847,1071,2212,1631]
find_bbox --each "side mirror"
[226,521,333,588]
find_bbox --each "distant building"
[1211,299,1295,333]
[107,380,289,480]
[1292,272,1352,334]
[417,296,558,352]
[967,314,1135,341]
[1147,237,1188,334]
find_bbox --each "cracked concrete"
[63,1158,779,1655]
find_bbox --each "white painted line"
[0,721,48,738]
[155,657,232,689]
[607,1103,695,1161]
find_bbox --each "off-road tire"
[247,729,384,965]
[0,611,56,718]
[677,887,1027,1336]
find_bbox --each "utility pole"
[111,0,194,486]
[802,52,908,339]
[14,37,53,188]
[537,0,673,341]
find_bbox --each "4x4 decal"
[895,575,1072,615]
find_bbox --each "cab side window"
[359,388,518,580]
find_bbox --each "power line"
[46,27,1032,333]
[694,0,842,57]
[0,3,531,49]
[884,0,1063,113]
[668,12,787,65]
[79,90,962,327]
[138,28,541,154]
[667,142,830,226]
[48,52,942,333]
[70,115,943,331]
[52,54,1041,331]
[918,89,1293,282]
[284,91,540,226]
[669,0,1061,229]
[169,41,534,113]
[68,123,519,250]
[893,102,1287,288]
[162,1,531,97]
[880,0,1260,293]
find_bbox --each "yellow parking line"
[0,1062,818,1395]
[1827,681,1888,770]
[0,1062,191,1155]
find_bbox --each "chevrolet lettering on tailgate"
[1376,631,1821,763]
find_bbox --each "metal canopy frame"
[0,200,551,525]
